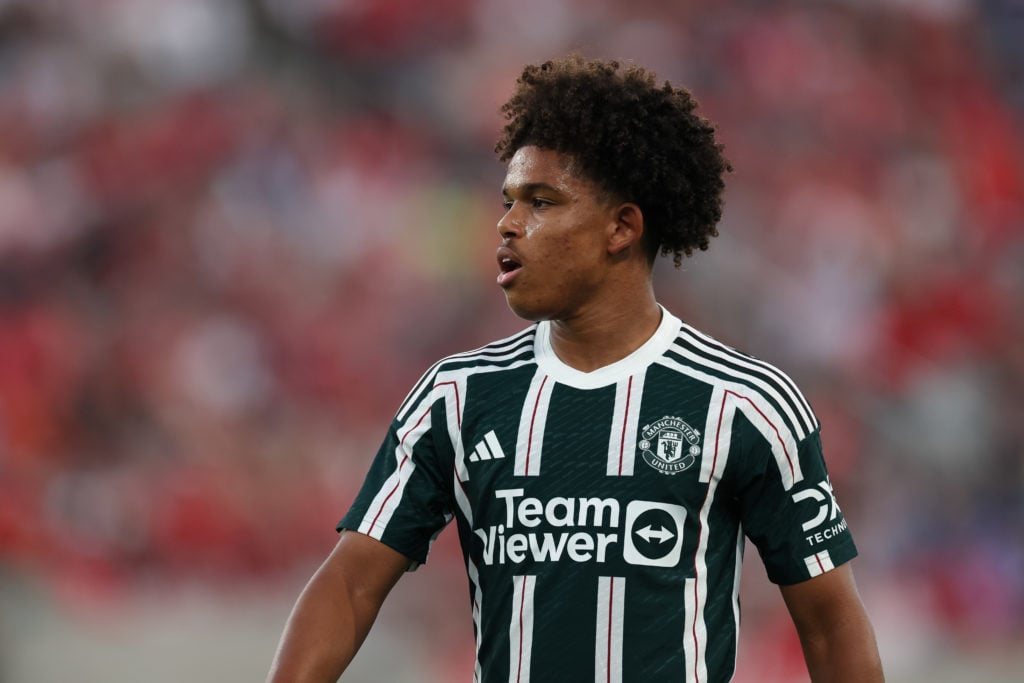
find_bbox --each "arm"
[266,530,412,683]
[780,563,884,682]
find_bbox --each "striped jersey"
[339,307,857,683]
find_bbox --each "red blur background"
[0,1,1022,681]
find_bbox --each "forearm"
[267,533,410,683]
[267,564,376,682]
[797,604,884,682]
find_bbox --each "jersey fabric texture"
[338,307,857,683]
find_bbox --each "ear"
[607,202,644,256]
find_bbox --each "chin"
[503,294,552,323]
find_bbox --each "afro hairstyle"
[495,55,731,266]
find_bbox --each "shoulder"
[661,318,819,440]
[393,326,538,419]
[433,325,538,375]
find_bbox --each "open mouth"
[499,256,521,274]
[496,249,523,286]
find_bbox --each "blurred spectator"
[0,1,1022,678]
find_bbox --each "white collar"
[534,305,680,389]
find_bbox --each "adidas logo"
[468,430,506,462]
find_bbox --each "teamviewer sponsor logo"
[622,501,686,567]
[472,489,687,568]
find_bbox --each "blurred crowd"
[0,0,1022,677]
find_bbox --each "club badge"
[639,416,701,475]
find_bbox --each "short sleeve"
[733,422,858,585]
[337,381,456,568]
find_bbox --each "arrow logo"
[635,525,674,544]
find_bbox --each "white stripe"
[515,372,553,476]
[395,366,441,424]
[687,413,733,683]
[595,576,625,683]
[485,430,506,459]
[436,376,465,451]
[699,386,733,484]
[358,404,431,538]
[397,328,535,421]
[734,396,802,490]
[437,375,474,527]
[446,378,470,487]
[804,550,834,578]
[669,339,810,441]
[659,358,803,490]
[467,559,484,683]
[731,529,744,676]
[683,323,817,430]
[606,374,644,476]
[680,324,817,434]
[437,364,536,483]
[509,575,536,683]
[683,577,698,683]
[433,357,536,458]
[686,559,709,682]
[453,470,473,527]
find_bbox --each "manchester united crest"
[639,416,702,475]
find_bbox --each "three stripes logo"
[468,430,506,463]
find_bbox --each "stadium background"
[0,0,1022,681]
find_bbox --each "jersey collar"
[534,305,681,389]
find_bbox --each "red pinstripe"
[617,377,633,476]
[515,578,528,683]
[524,375,548,475]
[367,405,431,533]
[690,388,794,681]
[729,390,795,481]
[606,577,616,683]
[434,380,462,428]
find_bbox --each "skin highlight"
[497,146,660,372]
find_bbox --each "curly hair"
[495,56,731,266]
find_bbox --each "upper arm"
[733,425,858,585]
[779,563,866,634]
[779,564,884,682]
[337,380,458,567]
[266,532,412,683]
[318,530,412,606]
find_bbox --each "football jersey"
[339,307,857,683]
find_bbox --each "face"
[496,146,620,322]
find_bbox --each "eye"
[531,197,552,209]
[501,199,513,211]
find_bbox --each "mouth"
[496,247,522,287]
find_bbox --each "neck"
[547,292,662,373]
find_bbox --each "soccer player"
[267,56,884,682]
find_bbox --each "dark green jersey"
[339,307,857,683]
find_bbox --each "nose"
[497,204,523,240]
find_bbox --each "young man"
[268,56,884,682]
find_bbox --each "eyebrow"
[501,182,563,198]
